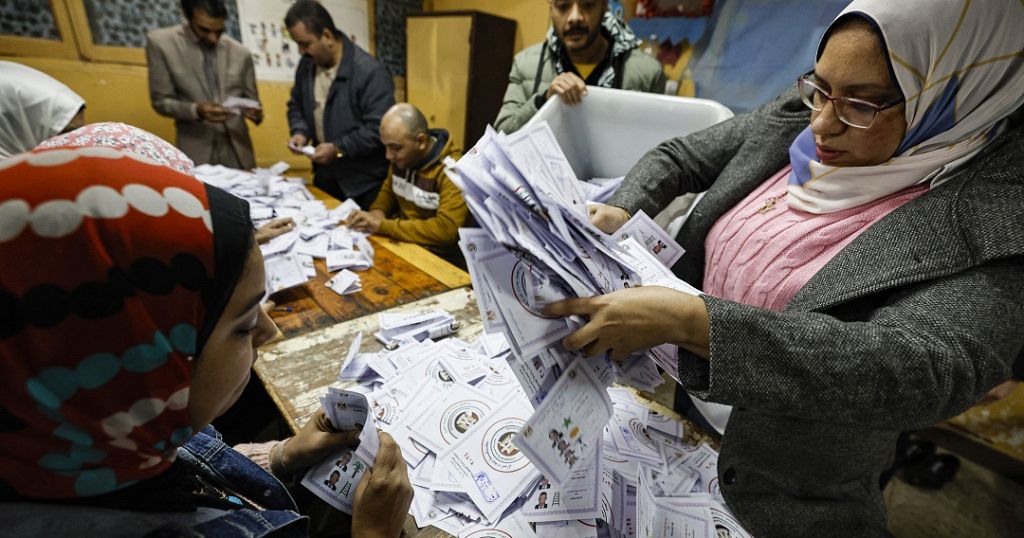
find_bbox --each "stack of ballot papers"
[443,122,705,483]
[193,162,374,296]
[297,309,752,537]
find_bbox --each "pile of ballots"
[297,309,751,537]
[193,163,374,295]
[442,122,753,536]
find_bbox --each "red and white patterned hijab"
[0,146,216,499]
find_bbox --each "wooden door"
[406,15,472,149]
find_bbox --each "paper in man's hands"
[221,96,261,112]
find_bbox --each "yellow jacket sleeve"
[376,174,468,247]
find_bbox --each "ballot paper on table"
[405,381,498,455]
[443,395,540,523]
[326,269,361,295]
[326,249,370,272]
[328,198,361,222]
[437,340,490,385]
[515,357,613,485]
[519,442,603,523]
[265,254,309,293]
[296,234,329,258]
[616,209,684,268]
[221,96,261,112]
[375,310,457,347]
[636,471,715,538]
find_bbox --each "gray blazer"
[610,89,1024,537]
[146,24,259,169]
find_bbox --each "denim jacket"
[0,427,308,537]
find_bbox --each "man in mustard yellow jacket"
[346,103,468,262]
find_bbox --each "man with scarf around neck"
[346,103,468,263]
[494,0,667,134]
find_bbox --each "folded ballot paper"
[192,163,372,297]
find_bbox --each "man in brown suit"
[146,0,262,169]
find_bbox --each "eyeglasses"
[796,71,904,129]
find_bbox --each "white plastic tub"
[525,86,734,179]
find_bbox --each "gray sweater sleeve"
[679,257,1024,431]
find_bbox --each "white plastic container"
[525,86,734,179]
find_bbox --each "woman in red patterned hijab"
[0,144,252,498]
[0,145,411,536]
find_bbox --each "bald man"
[345,103,468,261]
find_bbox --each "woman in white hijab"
[0,61,85,158]
[558,0,1023,535]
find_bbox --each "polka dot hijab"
[0,146,251,499]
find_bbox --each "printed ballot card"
[446,395,540,523]
[515,357,613,485]
[321,388,370,431]
[520,442,603,523]
[407,382,497,454]
[301,448,369,514]
[636,471,714,538]
[616,209,684,268]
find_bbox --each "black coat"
[287,35,394,200]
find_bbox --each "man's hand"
[351,433,413,538]
[288,134,309,154]
[197,102,230,123]
[282,410,361,472]
[345,210,385,234]
[241,107,264,123]
[254,218,296,244]
[588,204,631,234]
[312,142,342,165]
[546,72,588,106]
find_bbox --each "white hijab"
[787,0,1024,214]
[0,61,85,159]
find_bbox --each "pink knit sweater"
[703,166,927,311]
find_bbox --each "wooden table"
[267,237,470,340]
[257,288,481,433]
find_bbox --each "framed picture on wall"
[0,0,79,59]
